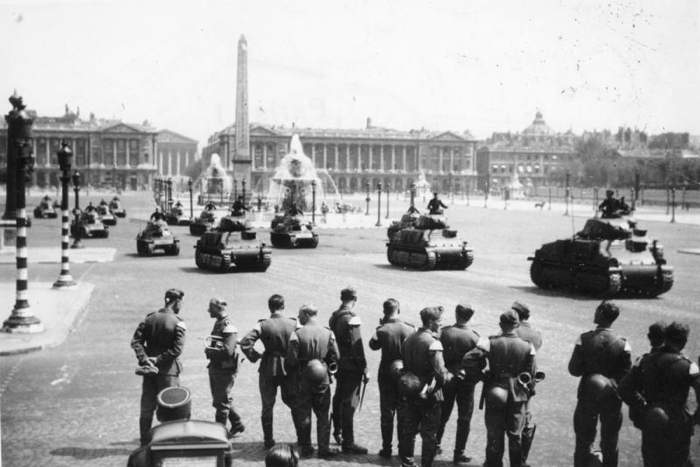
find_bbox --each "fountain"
[266,135,340,213]
[197,153,232,204]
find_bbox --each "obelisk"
[233,34,251,193]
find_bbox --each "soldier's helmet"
[485,386,509,409]
[582,373,616,405]
[156,386,192,422]
[389,359,404,380]
[303,359,328,392]
[643,406,670,434]
[397,371,422,398]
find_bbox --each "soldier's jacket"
[239,312,298,378]
[462,332,536,402]
[206,313,238,372]
[287,321,340,387]
[402,327,452,394]
[369,318,414,375]
[515,321,542,351]
[131,307,186,376]
[440,323,480,374]
[568,325,631,398]
[329,305,366,373]
[619,347,700,410]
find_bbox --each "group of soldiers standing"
[130,287,699,467]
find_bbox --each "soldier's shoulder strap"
[619,336,632,353]
[428,339,443,352]
[348,316,362,327]
[476,336,492,352]
[176,318,187,331]
[221,317,237,334]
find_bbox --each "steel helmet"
[643,406,670,434]
[582,373,616,404]
[304,359,328,389]
[485,386,509,409]
[389,359,404,380]
[397,371,422,398]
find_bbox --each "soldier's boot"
[228,410,245,436]
[262,418,275,449]
[379,421,393,458]
[139,416,153,446]
[520,424,536,467]
[453,420,472,463]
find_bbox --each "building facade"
[476,111,576,190]
[202,120,478,195]
[156,130,199,179]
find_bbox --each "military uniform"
[131,307,186,445]
[568,326,631,467]
[427,198,448,215]
[515,320,542,466]
[599,197,621,218]
[239,312,299,446]
[368,318,414,454]
[619,347,700,466]
[329,305,367,448]
[398,327,452,467]
[436,323,480,460]
[462,332,536,467]
[205,313,243,433]
[286,320,339,454]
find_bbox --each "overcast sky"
[1,0,698,147]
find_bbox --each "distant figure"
[598,190,622,219]
[427,192,448,215]
[85,201,96,213]
[231,196,249,217]
[288,205,303,217]
[205,201,217,211]
[150,207,164,222]
[321,202,329,223]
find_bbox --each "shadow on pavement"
[50,446,133,460]
[178,266,268,274]
[508,285,652,301]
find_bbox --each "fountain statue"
[267,135,340,213]
[198,153,232,200]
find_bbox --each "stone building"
[156,129,199,179]
[476,111,576,190]
[202,119,478,195]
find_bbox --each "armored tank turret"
[528,217,673,297]
[165,203,191,226]
[195,216,271,272]
[33,196,58,219]
[386,214,474,270]
[96,204,117,226]
[270,214,318,248]
[109,197,127,218]
[189,208,219,236]
[71,210,109,239]
[136,220,180,256]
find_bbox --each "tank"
[109,197,127,218]
[71,210,109,239]
[189,209,218,236]
[528,217,673,297]
[33,196,58,219]
[386,214,474,270]
[96,204,117,226]
[387,212,420,239]
[194,216,271,272]
[270,214,319,248]
[136,220,180,256]
[165,204,192,226]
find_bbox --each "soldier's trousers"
[484,399,527,467]
[378,372,400,451]
[436,380,476,455]
[398,397,442,467]
[293,385,331,451]
[641,406,693,467]
[209,370,242,430]
[259,373,298,443]
[139,374,179,445]
[331,371,362,445]
[573,398,622,467]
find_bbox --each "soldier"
[435,303,479,464]
[205,298,245,438]
[131,288,186,446]
[598,189,621,218]
[239,294,300,449]
[512,301,542,467]
[329,286,369,454]
[461,310,537,467]
[286,304,340,458]
[368,298,414,458]
[619,322,700,467]
[427,192,448,215]
[398,306,453,467]
[231,195,248,217]
[568,301,631,467]
[149,206,164,222]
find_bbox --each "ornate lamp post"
[311,180,317,225]
[188,178,194,219]
[71,171,84,249]
[167,178,173,213]
[53,141,76,288]
[2,93,42,333]
[385,181,390,219]
[233,178,238,200]
[670,186,676,223]
[241,178,247,205]
[365,182,371,215]
[409,182,416,212]
[564,171,571,216]
[376,182,382,227]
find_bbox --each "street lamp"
[71,171,83,249]
[2,93,42,333]
[167,178,173,213]
[311,179,317,225]
[670,186,676,223]
[385,181,390,219]
[409,182,416,212]
[365,183,371,215]
[376,182,382,226]
[242,178,247,205]
[564,171,571,216]
[53,141,76,288]
[188,178,194,220]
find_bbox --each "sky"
[0,0,698,148]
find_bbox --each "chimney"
[366,117,372,129]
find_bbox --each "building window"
[129,140,139,166]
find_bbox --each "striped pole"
[3,92,43,333]
[54,152,76,288]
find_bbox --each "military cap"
[165,288,185,301]
[340,286,357,301]
[511,301,530,319]
[606,189,614,196]
[499,310,519,327]
[455,303,475,320]
[209,297,227,311]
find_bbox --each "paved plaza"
[1,194,700,466]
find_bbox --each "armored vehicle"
[386,214,474,270]
[33,196,58,219]
[387,211,420,239]
[189,209,218,236]
[136,220,180,256]
[528,216,673,297]
[71,210,109,239]
[194,216,271,272]
[109,197,127,218]
[96,204,117,226]
[270,214,319,248]
[164,204,191,226]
